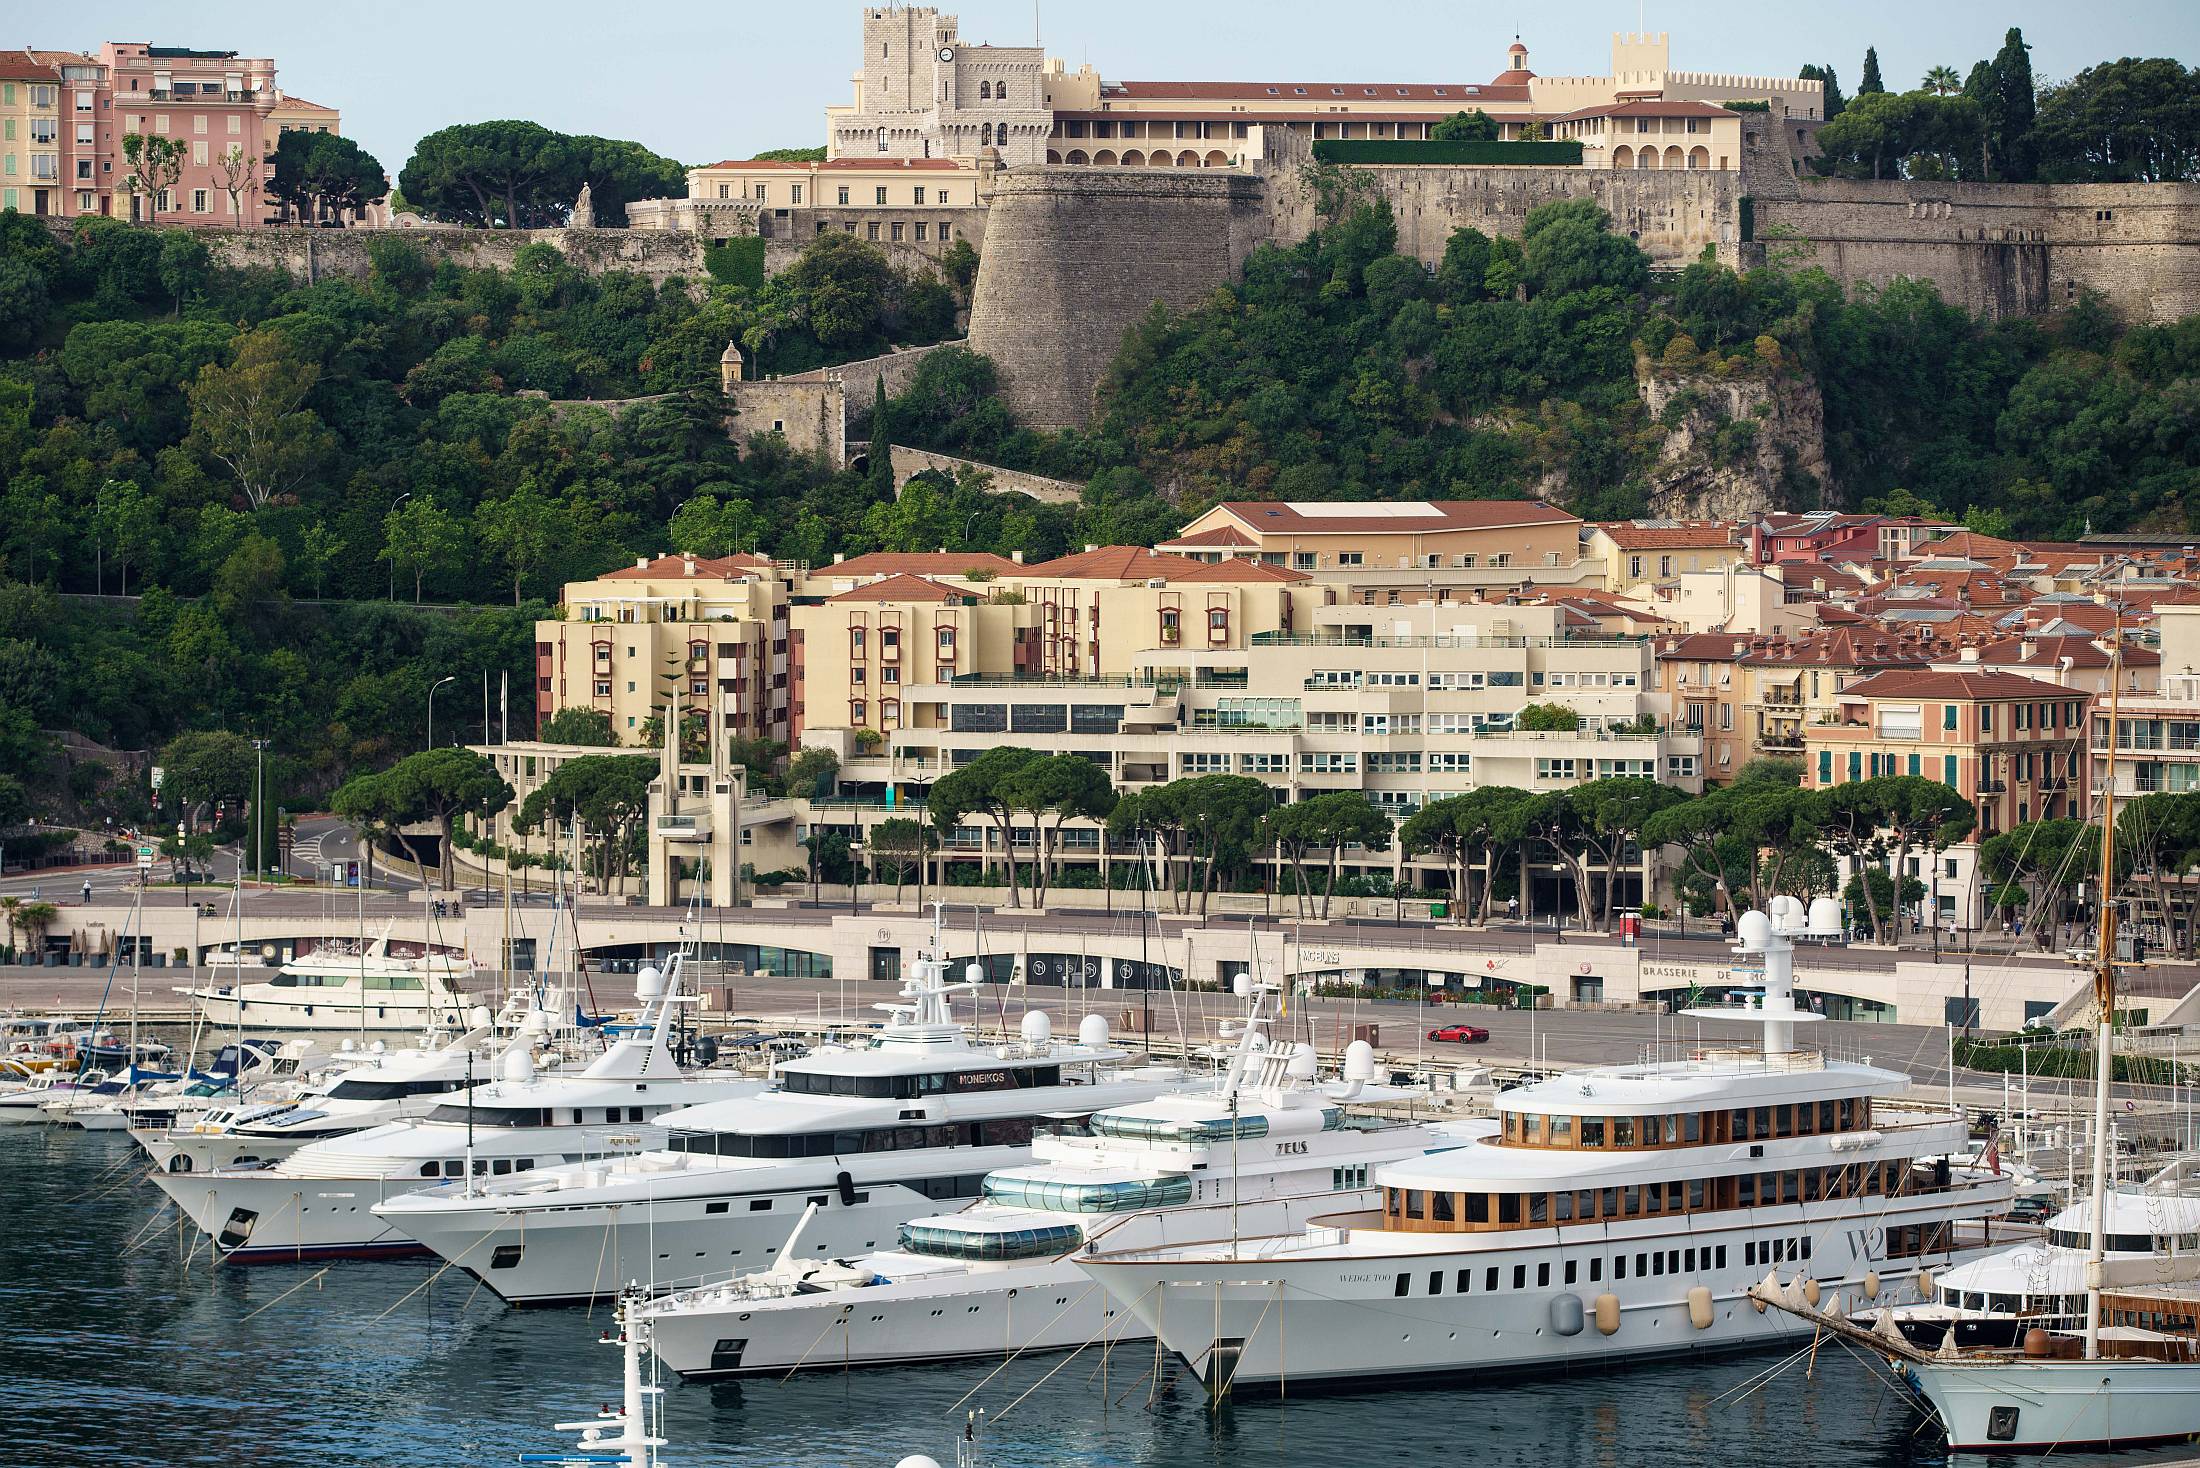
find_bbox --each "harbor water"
[6,1129,2196,1468]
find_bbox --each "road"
[0,814,395,900]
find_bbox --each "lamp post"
[427,675,456,751]
[850,839,864,916]
[249,738,270,882]
[386,492,413,603]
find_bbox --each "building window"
[753,182,767,200]
[850,699,867,724]
[192,188,207,212]
[791,184,803,204]
[915,222,928,240]
[867,222,880,240]
[876,127,888,153]
[837,185,850,205]
[890,221,904,241]
[875,186,887,204]
[914,186,927,205]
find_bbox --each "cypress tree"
[1963,60,1995,177]
[1859,47,1885,95]
[867,374,894,501]
[1801,62,1846,120]
[1989,27,2038,181]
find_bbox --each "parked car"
[1427,1023,1490,1044]
[2005,1195,2055,1225]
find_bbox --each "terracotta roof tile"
[1835,668,2075,701]
[824,573,975,604]
[1212,499,1577,535]
[600,553,774,581]
[822,552,1022,578]
[1023,547,1203,580]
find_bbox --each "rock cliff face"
[1636,365,1831,519]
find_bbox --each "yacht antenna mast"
[2084,617,2124,1360]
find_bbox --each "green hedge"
[704,237,767,289]
[1311,139,1583,166]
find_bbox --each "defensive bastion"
[969,115,2200,430]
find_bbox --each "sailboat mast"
[2085,619,2123,1360]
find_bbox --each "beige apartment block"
[1660,562,1823,634]
[1158,500,1597,590]
[0,51,63,218]
[535,553,793,748]
[1585,520,1746,597]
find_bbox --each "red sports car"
[1427,1023,1490,1043]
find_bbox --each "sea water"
[4,1130,2190,1468]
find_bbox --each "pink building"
[100,43,278,225]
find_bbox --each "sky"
[49,1,2200,180]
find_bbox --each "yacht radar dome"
[1078,1014,1110,1048]
[1343,1039,1376,1083]
[1020,1010,1052,1045]
[1735,910,1773,953]
[636,964,665,999]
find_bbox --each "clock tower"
[835,7,1052,166]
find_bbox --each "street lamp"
[249,738,270,882]
[386,492,413,603]
[427,675,456,751]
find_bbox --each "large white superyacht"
[375,934,1192,1306]
[638,975,1465,1377]
[1079,897,2013,1394]
[148,956,757,1263]
[179,928,480,1033]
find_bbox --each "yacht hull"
[1082,1214,1968,1394]
[643,1190,1371,1377]
[383,1154,1041,1306]
[152,1168,430,1262]
[183,987,475,1034]
[648,1259,1117,1376]
[1906,1358,2200,1451]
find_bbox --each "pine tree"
[1989,27,2038,181]
[1859,47,1885,95]
[1963,60,1996,177]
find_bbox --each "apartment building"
[1804,667,2089,929]
[0,52,63,216]
[98,44,280,224]
[1585,520,1745,598]
[1156,499,1597,592]
[536,553,793,747]
[2088,605,2200,805]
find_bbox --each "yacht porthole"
[739,1313,751,1322]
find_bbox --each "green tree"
[537,707,619,746]
[782,233,896,350]
[186,328,335,509]
[379,746,514,888]
[477,483,571,603]
[939,238,980,302]
[1519,198,1648,299]
[1923,65,1963,97]
[159,730,256,823]
[156,233,209,316]
[1567,777,1688,928]
[787,745,840,798]
[513,752,656,896]
[1001,752,1117,908]
[267,131,389,225]
[121,133,186,224]
[1518,702,1581,732]
[1985,27,2040,180]
[1859,46,1885,96]
[1799,63,1847,120]
[399,120,574,228]
[1430,109,1500,143]
[928,746,1040,906]
[868,815,928,905]
[330,770,402,889]
[94,478,159,597]
[382,497,465,602]
[2035,58,2200,182]
[1266,791,1392,918]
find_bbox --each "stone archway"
[1664,145,1684,169]
[1066,149,1090,165]
[1121,149,1146,166]
[1094,149,1118,165]
[1203,149,1228,168]
[1149,151,1173,167]
[1612,145,1634,170]
[1688,145,1710,171]
[1046,149,1062,163]
[1175,149,1199,167]
[1639,147,1659,169]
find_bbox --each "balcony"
[1755,732,1806,753]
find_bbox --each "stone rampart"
[728,343,953,466]
[1751,178,2200,322]
[967,168,1268,429]
[1262,127,1742,268]
[198,225,709,289]
[888,446,1082,504]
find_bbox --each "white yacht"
[145,1015,527,1177]
[639,976,1465,1377]
[1890,1184,2200,1348]
[1078,898,2013,1395]
[150,957,757,1263]
[180,929,480,1033]
[375,934,1193,1306]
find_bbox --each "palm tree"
[1,895,20,958]
[1923,65,1962,96]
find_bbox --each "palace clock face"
[939,47,955,62]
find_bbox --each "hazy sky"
[54,1,2200,178]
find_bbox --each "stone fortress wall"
[192,224,710,289]
[969,113,2200,428]
[965,168,1269,430]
